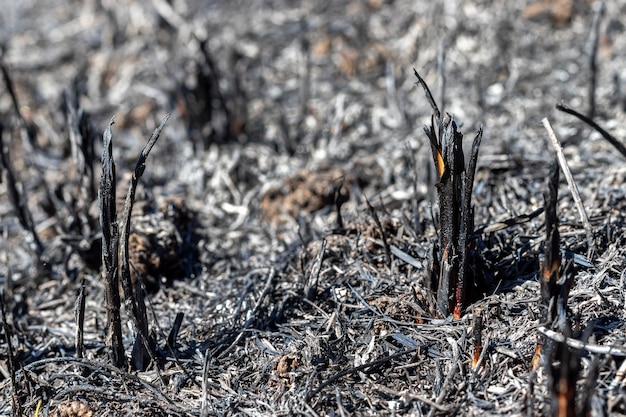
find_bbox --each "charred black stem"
[536,161,583,417]
[365,196,392,268]
[98,117,125,369]
[540,161,561,328]
[556,103,626,159]
[74,276,86,360]
[0,123,43,256]
[586,0,605,118]
[0,292,23,417]
[119,113,170,370]
[0,61,34,152]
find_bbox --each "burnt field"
[1,1,626,416]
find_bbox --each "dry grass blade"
[98,116,125,369]
[538,327,626,356]
[542,118,594,257]
[305,238,326,300]
[200,351,212,417]
[64,88,98,219]
[429,337,461,417]
[365,195,391,267]
[118,113,170,370]
[0,62,34,152]
[0,123,43,257]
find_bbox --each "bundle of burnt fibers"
[414,69,482,319]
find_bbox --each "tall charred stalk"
[98,117,126,369]
[537,162,585,417]
[98,115,169,370]
[119,114,169,370]
[541,162,562,330]
[414,69,482,319]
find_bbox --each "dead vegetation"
[1,0,626,416]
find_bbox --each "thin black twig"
[0,291,23,417]
[118,113,170,370]
[413,68,440,121]
[197,37,234,141]
[64,87,98,231]
[540,160,561,328]
[200,350,212,417]
[556,103,626,159]
[305,238,326,300]
[143,285,198,389]
[167,312,185,349]
[0,123,43,256]
[586,0,605,118]
[0,61,34,152]
[333,176,346,231]
[365,195,391,267]
[476,207,544,234]
[74,276,86,360]
[437,38,446,116]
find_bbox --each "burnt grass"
[1,1,626,416]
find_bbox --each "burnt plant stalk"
[0,292,23,416]
[0,123,44,257]
[98,117,126,369]
[98,114,169,370]
[535,161,582,417]
[119,113,170,370]
[414,69,482,319]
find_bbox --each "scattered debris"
[260,164,350,224]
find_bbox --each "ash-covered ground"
[0,1,625,415]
